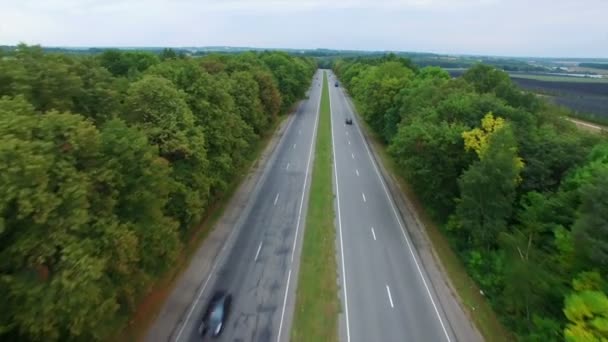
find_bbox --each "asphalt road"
[173,70,323,342]
[328,71,456,342]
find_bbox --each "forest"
[334,56,608,341]
[0,44,315,340]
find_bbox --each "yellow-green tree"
[564,272,608,342]
[455,115,524,250]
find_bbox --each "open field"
[512,77,608,120]
[510,73,608,83]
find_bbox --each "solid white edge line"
[255,242,263,261]
[277,269,292,340]
[343,91,453,342]
[362,193,366,203]
[329,71,352,342]
[277,70,322,342]
[371,227,376,241]
[386,285,394,308]
[274,193,280,206]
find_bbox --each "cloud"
[0,0,606,57]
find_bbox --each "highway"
[172,70,322,342]
[328,71,456,342]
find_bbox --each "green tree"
[563,272,608,341]
[229,71,267,135]
[99,50,159,78]
[0,97,118,340]
[389,117,471,218]
[124,75,210,231]
[455,123,523,250]
[351,61,414,141]
[72,57,125,124]
[0,44,83,112]
[572,167,608,273]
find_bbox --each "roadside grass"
[350,98,513,342]
[510,73,608,83]
[291,71,339,342]
[114,114,290,342]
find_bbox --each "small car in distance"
[198,291,232,338]
[345,117,353,125]
[335,81,339,87]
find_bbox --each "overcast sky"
[1,0,607,57]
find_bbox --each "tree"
[160,48,178,60]
[462,112,506,158]
[252,69,282,120]
[499,228,555,324]
[71,56,125,124]
[389,117,471,218]
[0,45,83,112]
[572,167,608,273]
[98,50,159,78]
[455,121,523,250]
[229,71,267,135]
[124,75,210,232]
[0,97,119,340]
[563,272,608,341]
[351,61,414,141]
[463,63,539,111]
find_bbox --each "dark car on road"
[345,117,353,125]
[198,291,232,338]
[335,81,339,87]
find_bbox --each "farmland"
[511,76,608,123]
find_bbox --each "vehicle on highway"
[198,291,232,338]
[335,81,339,87]
[345,117,353,125]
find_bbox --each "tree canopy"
[0,45,315,340]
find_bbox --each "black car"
[334,82,339,87]
[199,291,232,337]
[345,117,353,125]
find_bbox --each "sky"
[1,0,607,58]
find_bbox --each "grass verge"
[350,97,513,342]
[115,114,290,341]
[291,72,339,342]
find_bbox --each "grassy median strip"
[291,71,339,342]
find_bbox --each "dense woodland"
[0,45,315,340]
[334,56,608,341]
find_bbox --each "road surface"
[172,70,322,342]
[328,70,456,342]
